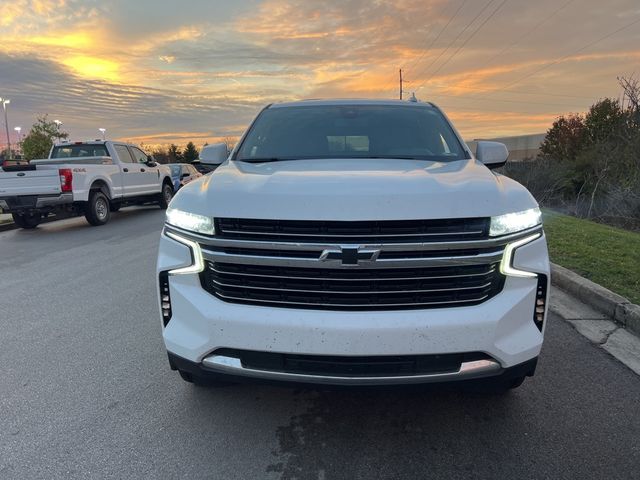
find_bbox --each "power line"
[482,0,575,67]
[421,0,509,87]
[492,15,640,94]
[409,0,497,89]
[381,0,467,94]
[404,0,468,78]
[429,91,587,109]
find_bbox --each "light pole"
[54,119,62,145]
[98,128,106,141]
[14,126,21,158]
[1,98,11,160]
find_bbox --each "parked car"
[0,141,174,228]
[157,99,550,391]
[167,163,202,191]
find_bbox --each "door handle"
[123,168,129,172]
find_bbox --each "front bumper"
[158,231,550,384]
[169,350,538,387]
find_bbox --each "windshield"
[51,144,110,158]
[235,105,468,162]
[169,165,181,176]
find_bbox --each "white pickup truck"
[0,141,174,228]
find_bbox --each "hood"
[170,158,537,221]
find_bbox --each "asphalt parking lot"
[1,208,639,479]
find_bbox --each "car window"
[235,105,467,162]
[181,165,190,176]
[129,147,148,164]
[114,145,134,163]
[170,165,181,176]
[51,144,110,158]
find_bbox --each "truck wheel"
[159,183,173,209]
[85,191,111,226]
[12,212,41,229]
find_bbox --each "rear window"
[235,105,467,162]
[51,144,109,158]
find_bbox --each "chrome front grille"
[158,216,526,311]
[202,261,504,310]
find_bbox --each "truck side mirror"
[199,143,228,166]
[475,141,509,169]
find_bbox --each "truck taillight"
[59,168,72,192]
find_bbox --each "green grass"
[542,209,640,304]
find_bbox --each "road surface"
[1,208,639,479]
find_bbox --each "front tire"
[158,182,173,209]
[85,191,111,226]
[12,212,41,229]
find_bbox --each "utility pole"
[399,68,403,100]
[1,98,11,160]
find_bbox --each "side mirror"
[199,143,228,165]
[181,173,190,179]
[475,141,508,169]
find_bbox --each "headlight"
[489,207,541,237]
[166,207,214,235]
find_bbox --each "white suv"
[157,99,549,390]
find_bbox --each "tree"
[182,141,199,163]
[150,146,170,164]
[167,144,182,163]
[539,113,585,163]
[21,115,69,161]
[583,98,625,146]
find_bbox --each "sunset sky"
[1,0,639,148]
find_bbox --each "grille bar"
[219,229,484,238]
[210,292,491,309]
[208,264,496,282]
[210,278,493,295]
[201,249,503,269]
[216,217,490,243]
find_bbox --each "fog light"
[159,271,172,327]
[534,275,548,331]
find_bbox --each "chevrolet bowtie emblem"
[320,247,381,266]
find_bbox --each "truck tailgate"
[0,168,61,196]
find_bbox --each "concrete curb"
[551,263,640,337]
